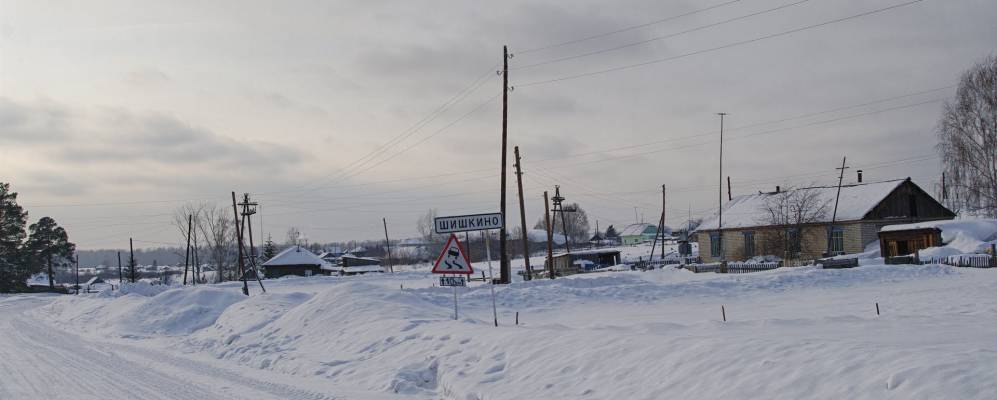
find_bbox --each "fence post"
[720,260,728,274]
[914,249,920,264]
[991,244,996,267]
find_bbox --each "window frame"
[742,231,755,258]
[710,232,722,257]
[828,226,844,255]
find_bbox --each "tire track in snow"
[0,297,345,400]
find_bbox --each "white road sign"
[431,234,474,274]
[434,213,503,234]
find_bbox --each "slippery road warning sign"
[432,234,474,275]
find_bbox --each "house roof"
[619,223,656,237]
[697,179,906,231]
[262,246,332,268]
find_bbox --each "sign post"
[483,231,498,327]
[433,213,503,324]
[432,234,474,320]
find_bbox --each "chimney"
[857,170,863,183]
[775,185,780,193]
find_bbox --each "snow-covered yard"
[3,250,995,399]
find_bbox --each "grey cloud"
[123,68,171,86]
[0,97,72,143]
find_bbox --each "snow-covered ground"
[2,242,996,399]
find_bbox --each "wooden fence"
[919,254,994,268]
[818,258,860,269]
[884,253,994,268]
[684,261,781,274]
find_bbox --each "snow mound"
[115,286,247,336]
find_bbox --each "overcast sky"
[2,0,995,250]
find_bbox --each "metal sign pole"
[453,278,459,320]
[484,230,498,326]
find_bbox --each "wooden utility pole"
[183,214,192,285]
[514,146,533,280]
[74,253,79,295]
[717,113,727,264]
[232,192,249,296]
[827,157,849,256]
[244,198,265,292]
[647,185,666,266]
[498,45,511,284]
[383,217,393,273]
[192,218,199,285]
[129,238,136,283]
[544,191,555,279]
[727,176,732,201]
[116,251,122,287]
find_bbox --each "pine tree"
[262,235,277,261]
[0,183,28,292]
[25,217,76,290]
[605,225,619,239]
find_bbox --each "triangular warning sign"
[432,233,474,275]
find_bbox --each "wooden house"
[695,178,954,262]
[262,246,334,278]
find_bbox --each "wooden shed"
[549,249,621,276]
[878,227,943,258]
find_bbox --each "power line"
[283,65,498,196]
[529,84,953,166]
[533,97,945,172]
[517,0,745,55]
[515,0,812,70]
[518,0,926,87]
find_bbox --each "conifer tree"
[0,183,28,292]
[25,217,76,290]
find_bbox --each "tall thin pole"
[662,184,667,258]
[192,217,200,285]
[717,112,727,262]
[242,201,265,292]
[484,231,498,326]
[117,251,122,286]
[383,218,393,273]
[232,192,248,296]
[514,146,532,280]
[828,157,848,256]
[183,214,192,285]
[74,253,79,295]
[727,176,732,201]
[499,45,511,284]
[129,238,136,283]
[544,191,555,279]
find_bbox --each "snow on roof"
[262,246,331,268]
[341,255,381,262]
[619,223,656,237]
[26,273,51,286]
[343,265,385,273]
[697,179,906,231]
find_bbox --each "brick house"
[695,178,954,262]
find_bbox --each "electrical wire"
[518,0,926,87]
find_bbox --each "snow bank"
[30,260,997,400]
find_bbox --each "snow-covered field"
[2,243,996,399]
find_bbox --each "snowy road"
[0,295,383,400]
